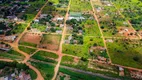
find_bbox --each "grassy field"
[106,39,142,69]
[62,44,88,58]
[31,61,55,80]
[31,51,58,63]
[18,46,36,54]
[81,20,101,36]
[70,0,92,12]
[41,34,61,51]
[19,41,37,47]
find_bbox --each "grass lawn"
[31,61,55,80]
[19,46,36,54]
[31,51,58,63]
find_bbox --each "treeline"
[0,61,29,70]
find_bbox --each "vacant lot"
[106,39,142,69]
[40,34,61,51]
[20,32,42,44]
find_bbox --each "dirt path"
[52,0,71,80]
[0,59,13,62]
[90,0,112,63]
[25,62,44,80]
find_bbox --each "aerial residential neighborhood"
[0,0,142,80]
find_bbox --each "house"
[7,16,18,21]
[56,30,62,34]
[59,24,64,28]
[119,67,124,76]
[57,17,64,21]
[106,39,113,43]
[34,19,39,23]
[68,35,72,41]
[68,17,85,21]
[97,56,107,62]
[40,14,47,19]
[69,12,85,21]
[4,35,16,41]
[0,43,11,51]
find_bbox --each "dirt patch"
[21,32,42,44]
[118,27,138,38]
[74,57,79,63]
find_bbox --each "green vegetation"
[81,20,101,36]
[6,23,28,35]
[0,61,37,80]
[29,69,37,80]
[31,51,58,63]
[31,61,55,80]
[58,67,108,80]
[31,23,46,32]
[111,0,142,30]
[19,46,36,54]
[22,0,46,22]
[40,34,61,51]
[70,0,92,12]
[62,44,88,58]
[19,41,37,47]
[106,39,142,69]
[0,50,24,61]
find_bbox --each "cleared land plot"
[20,33,42,44]
[31,51,58,63]
[106,39,142,69]
[40,34,61,51]
[20,33,42,47]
